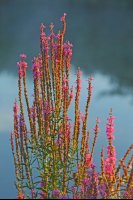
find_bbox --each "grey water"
[0,0,133,198]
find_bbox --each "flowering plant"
[11,14,133,199]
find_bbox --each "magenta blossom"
[17,54,28,78]
[52,189,60,197]
[104,112,116,175]
[32,57,41,80]
[106,115,115,140]
[20,53,27,60]
[13,100,18,116]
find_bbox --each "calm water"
[0,0,133,198]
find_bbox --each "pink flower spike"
[93,118,100,133]
[106,112,115,141]
[17,55,28,78]
[85,153,93,168]
[69,86,74,99]
[32,57,41,80]
[13,100,18,115]
[104,111,116,175]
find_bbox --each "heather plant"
[11,14,133,199]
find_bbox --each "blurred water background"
[0,0,133,198]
